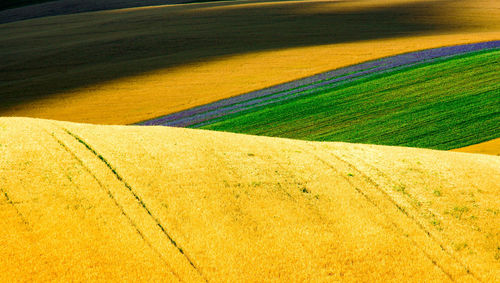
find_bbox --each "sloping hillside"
[0,0,227,24]
[1,0,499,124]
[453,138,500,156]
[143,46,500,151]
[1,117,499,281]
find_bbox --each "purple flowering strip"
[136,40,500,127]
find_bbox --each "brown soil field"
[453,138,500,156]
[1,0,499,126]
[1,117,499,282]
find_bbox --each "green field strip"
[198,48,500,150]
[190,48,497,128]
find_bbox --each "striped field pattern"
[139,41,500,150]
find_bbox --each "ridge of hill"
[1,117,499,281]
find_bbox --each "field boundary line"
[59,126,208,282]
[137,41,500,127]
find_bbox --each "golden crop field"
[1,0,499,125]
[0,117,499,282]
[1,0,499,281]
[453,138,500,156]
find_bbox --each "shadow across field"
[0,0,237,24]
[0,0,479,115]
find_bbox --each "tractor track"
[330,147,484,281]
[43,126,185,282]
[298,143,481,282]
[0,187,31,230]
[45,124,208,282]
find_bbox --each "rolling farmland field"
[157,47,500,150]
[1,0,499,281]
[1,0,500,125]
[453,138,500,156]
[0,0,236,24]
[1,117,500,282]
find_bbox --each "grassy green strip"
[191,48,495,128]
[199,49,500,150]
[194,64,383,116]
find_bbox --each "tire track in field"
[43,127,184,282]
[0,187,31,230]
[61,127,208,282]
[46,124,207,282]
[298,143,479,282]
[330,147,485,282]
[137,41,500,128]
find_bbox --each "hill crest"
[1,117,499,281]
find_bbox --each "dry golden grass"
[1,0,499,125]
[1,117,499,282]
[453,138,500,156]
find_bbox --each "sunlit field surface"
[1,0,499,125]
[1,0,500,281]
[453,138,500,156]
[1,117,499,282]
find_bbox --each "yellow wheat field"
[1,117,499,282]
[453,138,500,156]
